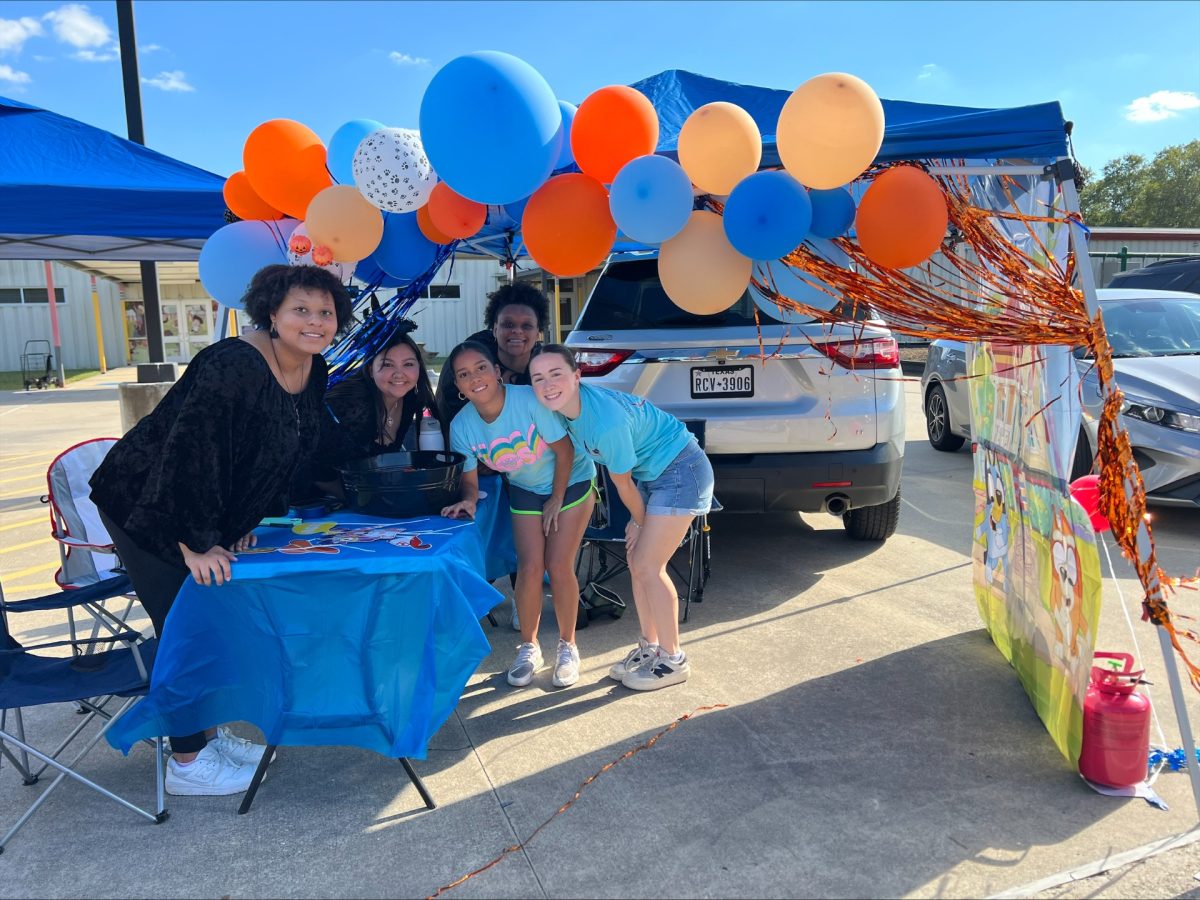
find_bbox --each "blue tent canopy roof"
[0,96,227,260]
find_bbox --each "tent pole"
[42,261,66,387]
[90,275,107,374]
[1059,165,1200,819]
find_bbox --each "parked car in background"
[1106,256,1200,293]
[564,255,906,541]
[920,289,1200,507]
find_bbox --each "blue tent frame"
[0,96,227,261]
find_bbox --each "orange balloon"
[855,166,948,269]
[571,85,659,184]
[243,119,333,220]
[304,186,384,263]
[417,205,453,245]
[523,174,616,277]
[427,182,487,239]
[223,171,283,220]
[777,72,884,190]
[658,211,752,315]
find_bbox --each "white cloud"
[0,16,43,53]
[1125,90,1200,123]
[917,63,941,81]
[389,50,429,66]
[43,3,111,48]
[74,47,117,62]
[32,54,53,62]
[140,43,162,53]
[0,63,32,84]
[142,69,193,92]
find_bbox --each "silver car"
[921,289,1200,507]
[565,255,906,540]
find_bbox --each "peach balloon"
[243,119,332,220]
[417,205,453,245]
[854,166,948,269]
[570,85,659,184]
[304,186,384,263]
[522,173,616,277]
[223,171,283,221]
[776,73,885,190]
[659,210,752,315]
[677,102,762,196]
[427,182,487,239]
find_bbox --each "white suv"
[564,255,905,540]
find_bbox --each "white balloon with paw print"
[351,127,437,213]
[286,222,355,281]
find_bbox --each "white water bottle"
[418,411,445,451]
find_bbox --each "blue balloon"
[750,238,849,323]
[808,187,856,239]
[372,212,439,282]
[354,255,404,289]
[327,119,385,186]
[722,171,813,261]
[199,219,296,309]
[419,51,563,205]
[609,155,693,245]
[555,101,577,170]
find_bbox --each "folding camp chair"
[576,422,716,624]
[0,577,167,855]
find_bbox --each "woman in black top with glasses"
[90,264,352,798]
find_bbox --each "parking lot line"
[0,515,46,532]
[2,560,59,581]
[0,538,47,554]
[0,460,52,474]
[0,471,47,487]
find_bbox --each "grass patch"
[0,369,101,391]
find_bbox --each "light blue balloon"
[609,155,693,245]
[372,212,439,282]
[723,170,813,261]
[556,101,577,170]
[749,238,849,323]
[327,119,385,186]
[199,219,297,309]
[419,51,563,205]
[808,187,856,239]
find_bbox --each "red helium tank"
[1079,651,1151,788]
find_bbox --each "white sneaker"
[608,638,656,681]
[552,639,581,688]
[507,642,544,687]
[622,650,691,692]
[165,743,257,796]
[212,726,270,767]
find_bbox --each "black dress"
[90,337,328,566]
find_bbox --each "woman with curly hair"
[90,264,352,797]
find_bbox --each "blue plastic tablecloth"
[107,491,513,759]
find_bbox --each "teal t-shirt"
[451,384,594,495]
[565,384,693,482]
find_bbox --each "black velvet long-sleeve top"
[324,367,420,459]
[90,338,327,566]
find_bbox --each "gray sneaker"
[507,642,544,687]
[608,638,656,681]
[551,639,581,688]
[622,650,690,691]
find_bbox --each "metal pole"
[553,276,562,343]
[115,0,164,365]
[42,261,67,387]
[90,275,107,374]
[1060,168,1200,820]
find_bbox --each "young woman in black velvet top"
[89,264,352,798]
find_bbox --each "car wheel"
[1069,428,1093,482]
[843,488,901,541]
[925,383,965,452]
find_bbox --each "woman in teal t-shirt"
[441,340,595,690]
[528,345,714,692]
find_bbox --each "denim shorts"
[637,440,714,517]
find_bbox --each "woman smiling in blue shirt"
[528,345,714,691]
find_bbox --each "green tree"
[1080,141,1200,227]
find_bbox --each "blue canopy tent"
[458,68,1069,263]
[0,96,226,260]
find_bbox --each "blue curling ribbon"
[1148,748,1200,771]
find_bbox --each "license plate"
[690,365,754,398]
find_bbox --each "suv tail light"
[576,349,633,377]
[814,338,900,370]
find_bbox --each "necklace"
[268,335,305,436]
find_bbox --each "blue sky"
[2,0,1198,177]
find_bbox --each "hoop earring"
[269,324,279,339]
[458,391,466,401]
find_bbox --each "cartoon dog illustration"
[976,452,1011,587]
[1049,507,1087,662]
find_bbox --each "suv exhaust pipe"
[825,494,850,515]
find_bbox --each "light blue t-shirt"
[565,384,693,483]
[451,384,594,495]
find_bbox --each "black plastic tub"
[337,450,465,519]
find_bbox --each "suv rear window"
[1107,259,1200,293]
[577,259,869,330]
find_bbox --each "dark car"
[1107,256,1200,293]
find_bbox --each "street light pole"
[115,0,166,369]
